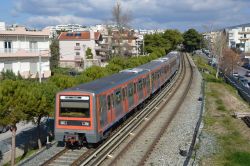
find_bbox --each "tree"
[111,1,132,56]
[49,74,77,89]
[0,80,28,166]
[211,31,227,78]
[163,29,183,50]
[24,82,59,149]
[144,33,171,54]
[220,48,242,75]
[50,39,60,71]
[0,70,23,81]
[85,47,93,59]
[83,66,108,80]
[183,29,203,52]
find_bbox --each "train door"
[99,95,108,129]
[127,83,134,110]
[137,79,144,103]
[133,82,138,106]
[142,78,147,98]
[152,71,160,92]
[122,87,128,113]
[106,94,114,124]
[146,75,151,95]
[114,88,123,119]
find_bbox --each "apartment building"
[0,24,51,78]
[228,26,250,52]
[97,29,138,57]
[58,31,102,70]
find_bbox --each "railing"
[74,46,81,50]
[224,75,250,103]
[0,48,50,57]
[74,56,82,61]
[0,48,49,53]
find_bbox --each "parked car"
[233,72,239,77]
[242,64,250,70]
[240,78,250,88]
[0,125,10,133]
[245,71,250,77]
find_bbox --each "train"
[55,51,180,146]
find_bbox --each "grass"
[192,54,250,165]
[225,151,250,166]
[3,149,38,166]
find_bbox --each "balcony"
[0,48,50,58]
[74,56,82,62]
[74,46,81,50]
[95,46,102,50]
[238,31,250,34]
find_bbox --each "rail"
[79,53,187,166]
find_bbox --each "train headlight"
[60,120,67,125]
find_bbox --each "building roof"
[58,31,101,41]
[0,27,50,36]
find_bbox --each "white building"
[0,22,5,31]
[58,31,102,70]
[228,26,250,52]
[0,25,51,78]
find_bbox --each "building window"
[76,52,80,56]
[4,41,12,52]
[76,43,80,46]
[30,41,38,51]
[66,33,73,36]
[75,33,81,37]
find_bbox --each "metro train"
[55,51,180,146]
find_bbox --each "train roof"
[136,53,177,71]
[65,69,147,94]
[62,52,179,94]
[135,61,163,71]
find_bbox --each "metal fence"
[224,75,250,103]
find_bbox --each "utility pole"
[143,37,145,55]
[39,51,42,83]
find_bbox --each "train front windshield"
[60,96,90,118]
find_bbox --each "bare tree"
[211,31,227,78]
[220,48,242,75]
[111,0,132,56]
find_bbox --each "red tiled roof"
[58,31,101,40]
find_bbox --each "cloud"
[11,0,250,30]
[26,15,101,27]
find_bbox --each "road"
[235,66,250,82]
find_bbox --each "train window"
[116,91,121,103]
[107,95,111,110]
[138,80,143,90]
[128,84,133,96]
[60,95,90,118]
[100,95,107,113]
[134,83,137,94]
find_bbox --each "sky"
[0,0,250,31]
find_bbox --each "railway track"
[103,53,193,166]
[78,53,190,166]
[41,53,188,166]
[41,147,91,166]
[138,53,194,165]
